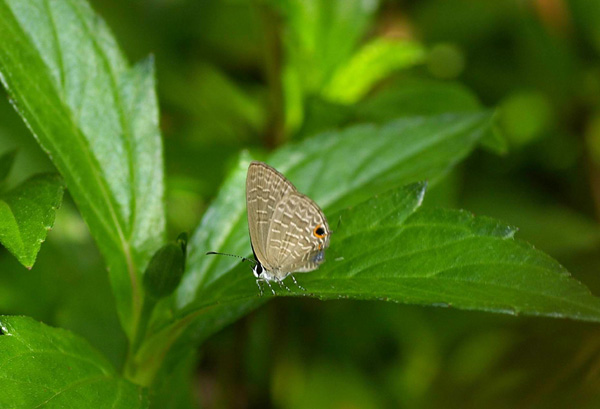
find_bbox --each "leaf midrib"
[65,0,140,311]
[193,264,600,317]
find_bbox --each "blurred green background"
[2,0,600,407]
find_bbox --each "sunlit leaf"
[323,39,426,104]
[0,0,166,337]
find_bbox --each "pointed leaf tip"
[0,173,64,268]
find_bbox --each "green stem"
[124,296,156,382]
[257,2,285,148]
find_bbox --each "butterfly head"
[252,262,264,278]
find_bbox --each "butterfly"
[208,161,331,295]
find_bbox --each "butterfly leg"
[255,279,264,297]
[276,277,291,292]
[264,279,276,296]
[290,274,306,291]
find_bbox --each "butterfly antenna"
[330,215,342,234]
[206,251,257,265]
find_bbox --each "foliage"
[1,0,600,408]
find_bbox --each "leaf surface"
[0,173,64,268]
[323,39,426,104]
[187,183,600,322]
[0,316,147,409]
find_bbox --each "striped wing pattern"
[246,161,330,280]
[266,192,330,277]
[246,162,295,269]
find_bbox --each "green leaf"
[297,184,600,322]
[299,78,507,154]
[354,79,507,154]
[140,175,600,387]
[0,173,64,268]
[0,316,148,409]
[0,149,17,187]
[177,112,494,310]
[0,0,166,337]
[356,78,483,121]
[190,182,600,321]
[322,39,426,104]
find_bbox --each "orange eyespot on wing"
[313,224,326,239]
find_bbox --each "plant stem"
[257,2,285,148]
[123,295,156,383]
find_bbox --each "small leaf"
[0,173,64,268]
[0,316,148,409]
[0,149,17,187]
[323,39,426,104]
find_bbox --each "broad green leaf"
[322,39,426,104]
[352,78,506,154]
[297,184,600,322]
[0,316,147,409]
[0,149,17,187]
[188,182,600,320]
[0,173,64,268]
[0,0,166,337]
[177,112,494,309]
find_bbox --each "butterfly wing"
[265,192,330,279]
[246,161,296,270]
